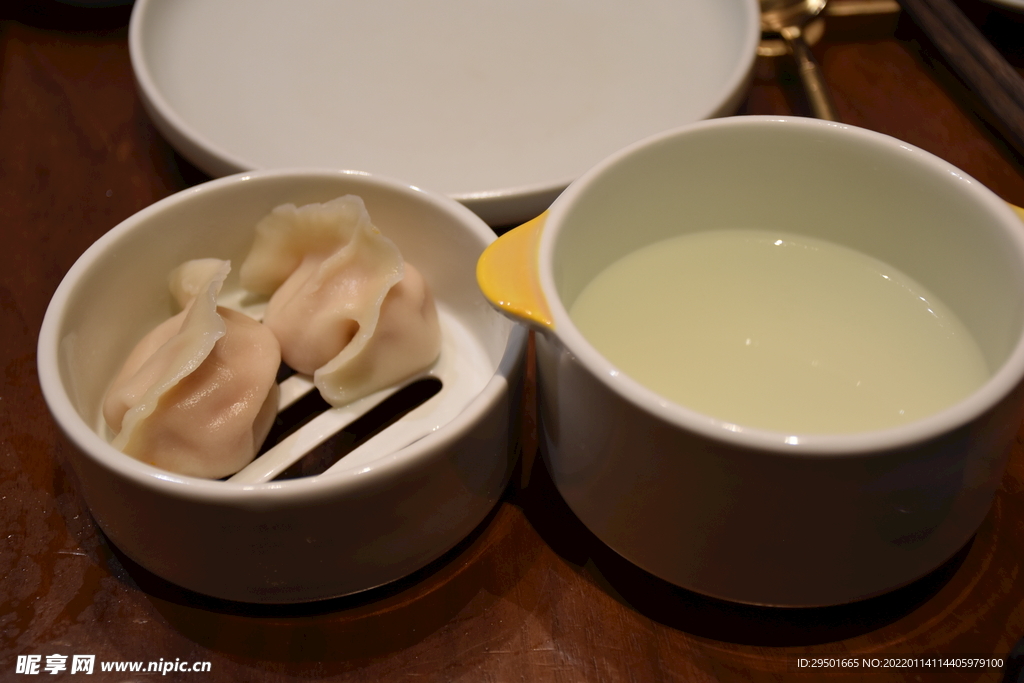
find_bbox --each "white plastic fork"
[226,306,492,484]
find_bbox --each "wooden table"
[4,1,1024,680]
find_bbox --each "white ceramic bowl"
[478,116,1024,606]
[38,169,526,603]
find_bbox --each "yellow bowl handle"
[476,212,554,331]
[477,203,1024,331]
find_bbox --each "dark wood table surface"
[5,1,1024,681]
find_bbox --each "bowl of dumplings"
[38,169,528,603]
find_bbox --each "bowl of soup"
[477,115,1024,606]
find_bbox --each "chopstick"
[897,0,1024,159]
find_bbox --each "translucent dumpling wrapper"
[239,196,441,407]
[103,259,281,478]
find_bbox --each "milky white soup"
[568,229,989,434]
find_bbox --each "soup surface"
[569,229,989,434]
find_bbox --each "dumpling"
[239,195,441,407]
[103,259,281,478]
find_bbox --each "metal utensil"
[760,0,840,121]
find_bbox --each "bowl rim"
[539,115,1024,456]
[37,167,526,500]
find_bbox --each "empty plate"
[129,0,759,225]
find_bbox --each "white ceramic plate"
[129,0,758,225]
